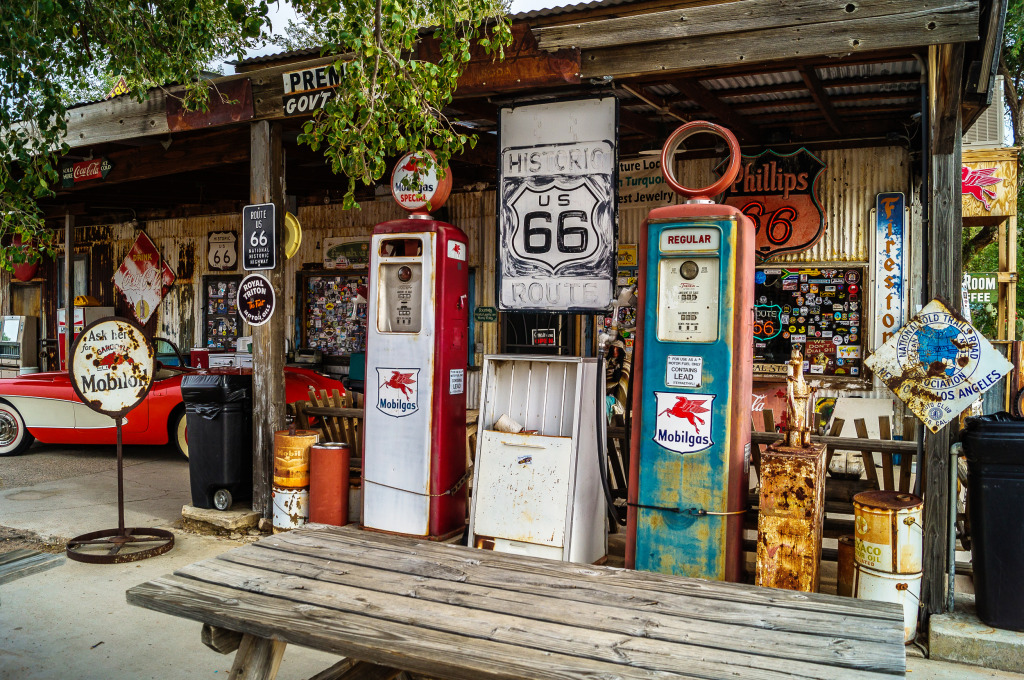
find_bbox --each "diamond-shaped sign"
[865,299,1012,432]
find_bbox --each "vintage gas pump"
[626,122,755,581]
[362,152,469,539]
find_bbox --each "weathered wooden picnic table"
[127,524,906,680]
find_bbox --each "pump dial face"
[680,260,700,280]
[657,257,720,343]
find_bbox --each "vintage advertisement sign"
[207,231,238,271]
[872,193,907,350]
[964,273,999,304]
[961,164,1005,212]
[237,273,275,326]
[61,157,113,188]
[281,63,346,116]
[721,148,827,261]
[653,392,715,454]
[865,299,1012,432]
[69,318,154,418]
[618,157,675,209]
[498,97,617,311]
[113,231,174,325]
[376,368,420,417]
[242,203,276,271]
[323,238,369,270]
[666,355,702,388]
[391,151,451,212]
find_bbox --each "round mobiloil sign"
[69,317,155,418]
[390,151,452,212]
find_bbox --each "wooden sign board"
[962,148,1018,220]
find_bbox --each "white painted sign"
[449,368,464,395]
[865,299,1012,433]
[871,193,907,350]
[666,355,702,388]
[653,392,715,454]
[447,240,466,261]
[498,97,617,311]
[375,368,420,417]
[281,63,346,116]
[207,231,237,271]
[69,318,154,417]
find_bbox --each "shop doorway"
[11,282,43,369]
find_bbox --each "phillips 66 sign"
[498,97,617,311]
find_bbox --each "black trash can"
[181,373,253,511]
[961,412,1024,631]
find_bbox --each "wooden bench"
[127,525,906,680]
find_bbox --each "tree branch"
[962,225,999,269]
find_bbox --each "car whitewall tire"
[0,402,34,456]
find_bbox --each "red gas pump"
[362,152,470,539]
[627,122,755,580]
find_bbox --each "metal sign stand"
[64,317,174,564]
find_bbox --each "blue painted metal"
[631,205,754,581]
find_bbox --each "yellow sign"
[618,244,637,267]
[105,76,130,100]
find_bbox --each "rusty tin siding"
[618,146,911,264]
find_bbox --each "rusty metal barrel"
[853,490,923,574]
[309,442,352,526]
[272,429,320,531]
[837,534,855,597]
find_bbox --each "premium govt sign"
[498,97,617,311]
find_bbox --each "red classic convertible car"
[0,364,344,458]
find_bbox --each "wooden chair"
[297,388,364,455]
[852,415,918,493]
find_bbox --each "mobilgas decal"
[376,368,420,417]
[653,392,715,454]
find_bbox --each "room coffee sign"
[720,148,827,261]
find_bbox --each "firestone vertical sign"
[497,97,617,311]
[872,193,906,350]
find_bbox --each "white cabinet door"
[473,430,572,547]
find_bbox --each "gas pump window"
[656,257,720,342]
[376,262,423,333]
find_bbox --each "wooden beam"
[581,2,978,80]
[669,79,758,142]
[64,213,73,368]
[229,634,286,680]
[799,67,844,135]
[56,129,249,192]
[250,120,287,519]
[537,0,973,52]
[620,84,687,123]
[202,623,244,655]
[922,41,965,617]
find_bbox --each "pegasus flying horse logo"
[653,392,715,454]
[962,166,1002,211]
[375,368,421,417]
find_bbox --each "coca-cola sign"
[61,157,113,187]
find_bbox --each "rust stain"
[177,241,195,281]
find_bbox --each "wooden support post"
[64,212,74,370]
[228,634,286,680]
[922,42,964,616]
[250,120,287,518]
[1009,214,1018,341]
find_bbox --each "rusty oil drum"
[273,429,320,488]
[853,490,923,574]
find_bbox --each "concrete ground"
[0,440,1019,679]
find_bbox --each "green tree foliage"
[0,0,510,268]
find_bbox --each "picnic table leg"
[228,634,287,680]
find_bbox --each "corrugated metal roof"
[230,46,324,67]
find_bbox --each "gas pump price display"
[656,227,721,343]
[377,263,422,333]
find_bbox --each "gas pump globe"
[626,122,756,581]
[362,152,470,539]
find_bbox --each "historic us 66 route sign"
[865,299,1012,432]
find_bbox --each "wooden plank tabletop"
[127,525,906,680]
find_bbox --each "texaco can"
[853,490,923,574]
[853,563,922,643]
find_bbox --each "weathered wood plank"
[0,551,64,586]
[202,623,244,655]
[751,431,916,453]
[229,633,286,680]
[308,659,402,680]
[262,526,902,627]
[581,4,978,79]
[128,575,730,680]
[64,89,171,149]
[210,542,905,674]
[536,0,976,51]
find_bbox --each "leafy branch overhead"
[293,0,511,209]
[0,0,510,269]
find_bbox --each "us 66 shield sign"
[498,98,617,312]
[242,203,276,271]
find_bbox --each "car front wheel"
[0,402,35,456]
[170,408,189,459]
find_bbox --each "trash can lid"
[181,373,252,403]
